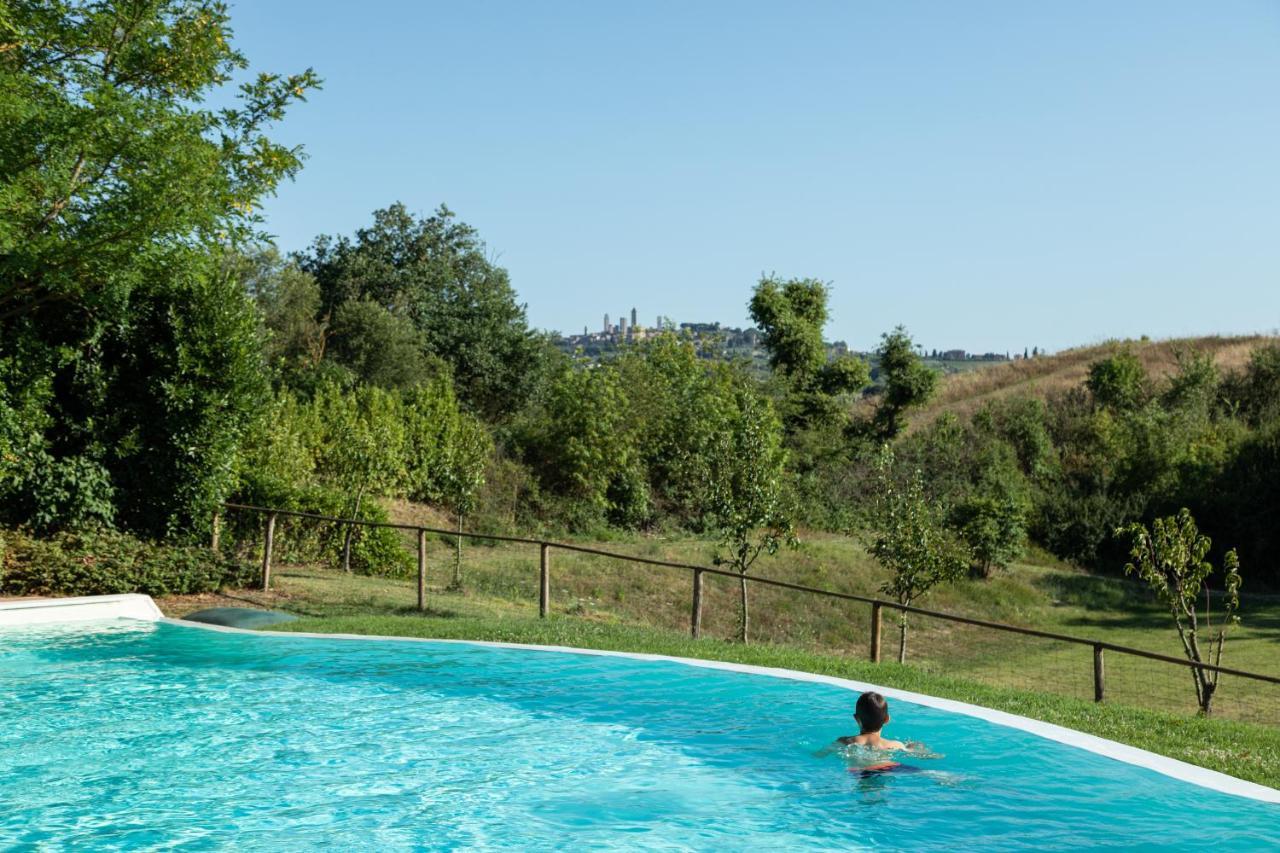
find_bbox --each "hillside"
[904,334,1274,428]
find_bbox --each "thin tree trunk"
[342,485,366,573]
[452,513,464,589]
[738,571,749,644]
[898,617,908,664]
[1196,668,1216,716]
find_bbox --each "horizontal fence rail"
[217,502,1280,722]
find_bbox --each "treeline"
[806,343,1280,586]
[3,2,1278,599]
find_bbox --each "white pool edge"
[0,594,162,625]
[3,595,1275,804]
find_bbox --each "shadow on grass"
[1036,573,1280,636]
[1032,571,1150,612]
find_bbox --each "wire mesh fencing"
[896,608,1096,703]
[887,603,1280,727]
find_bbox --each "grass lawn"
[157,541,1280,790]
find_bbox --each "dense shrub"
[0,528,257,597]
[510,334,787,534]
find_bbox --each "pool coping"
[0,593,163,624]
[3,595,1276,804]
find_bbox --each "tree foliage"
[866,452,969,663]
[329,298,439,391]
[706,388,795,644]
[298,203,547,420]
[748,275,869,431]
[0,0,318,324]
[0,1,316,538]
[1087,349,1149,411]
[871,326,937,439]
[237,248,328,384]
[950,496,1026,578]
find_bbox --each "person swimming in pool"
[821,691,933,776]
[837,691,905,751]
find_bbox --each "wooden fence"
[218,502,1280,716]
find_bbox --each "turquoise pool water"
[1,621,1276,850]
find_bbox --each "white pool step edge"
[3,594,1277,805]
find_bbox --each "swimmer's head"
[855,691,890,734]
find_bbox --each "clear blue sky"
[228,1,1280,354]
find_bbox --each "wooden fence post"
[417,528,427,612]
[870,602,883,663]
[261,512,277,592]
[539,543,550,618]
[691,569,704,638]
[210,509,221,554]
[1093,644,1105,703]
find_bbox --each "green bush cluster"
[0,528,257,597]
[227,377,487,576]
[509,334,786,534]
[806,343,1280,584]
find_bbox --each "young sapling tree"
[867,452,969,663]
[707,389,795,644]
[1116,508,1242,715]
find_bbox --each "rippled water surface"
[1,621,1276,850]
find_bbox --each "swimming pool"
[1,608,1277,850]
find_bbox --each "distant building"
[680,322,722,334]
[604,314,610,334]
[630,307,637,328]
[942,349,967,360]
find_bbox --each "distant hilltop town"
[554,307,1042,367]
[560,307,762,348]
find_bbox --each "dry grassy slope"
[384,498,455,530]
[904,334,1274,429]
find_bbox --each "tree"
[0,1,317,538]
[748,276,829,381]
[1116,509,1242,715]
[1162,347,1218,414]
[871,327,938,439]
[309,384,405,571]
[442,414,491,589]
[748,276,869,431]
[236,249,329,384]
[0,1,319,324]
[97,250,269,536]
[519,362,645,529]
[1223,343,1280,427]
[950,496,1026,579]
[298,204,547,420]
[706,388,795,643]
[329,299,438,391]
[867,452,969,663]
[1087,349,1149,411]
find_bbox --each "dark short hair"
[856,691,890,732]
